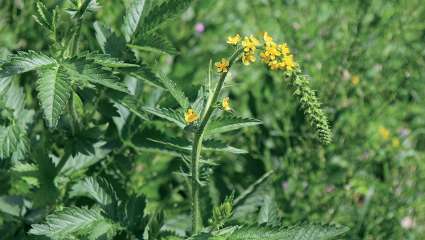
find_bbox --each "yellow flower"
[262,43,281,62]
[279,43,290,55]
[263,32,273,43]
[215,58,230,73]
[283,54,296,71]
[351,75,360,86]
[227,34,241,45]
[184,108,199,124]
[242,53,256,65]
[222,97,231,111]
[392,138,400,148]
[242,35,260,53]
[268,60,281,70]
[378,126,390,140]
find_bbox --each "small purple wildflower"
[195,22,205,33]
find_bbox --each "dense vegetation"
[0,0,424,239]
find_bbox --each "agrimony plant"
[0,0,345,239]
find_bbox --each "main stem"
[191,49,242,234]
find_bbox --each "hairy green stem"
[191,48,242,234]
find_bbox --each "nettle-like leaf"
[129,33,178,55]
[206,224,349,240]
[36,65,72,128]
[136,134,247,155]
[69,177,148,237]
[62,57,129,93]
[160,75,190,109]
[110,94,149,121]
[59,141,111,176]
[140,0,194,33]
[81,177,116,206]
[203,140,247,154]
[205,115,262,136]
[0,124,29,161]
[29,206,116,239]
[67,0,100,19]
[129,62,163,88]
[33,0,57,33]
[1,77,26,117]
[0,51,56,78]
[142,107,186,128]
[84,52,139,68]
[122,0,149,42]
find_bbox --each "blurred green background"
[1,0,424,239]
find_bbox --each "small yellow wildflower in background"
[227,34,241,45]
[263,32,273,43]
[184,108,199,124]
[392,138,400,148]
[351,75,360,86]
[222,97,231,111]
[378,126,390,140]
[242,53,256,65]
[215,58,230,73]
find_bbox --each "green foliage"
[0,124,29,161]
[205,116,262,136]
[129,33,178,55]
[29,207,115,239]
[122,0,149,42]
[0,51,56,78]
[139,0,194,33]
[3,0,423,239]
[159,75,190,109]
[213,224,349,240]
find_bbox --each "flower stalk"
[191,48,243,234]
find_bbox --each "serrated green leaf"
[93,21,111,53]
[122,195,147,233]
[84,52,139,68]
[59,142,111,176]
[135,134,246,156]
[0,196,28,217]
[142,107,186,128]
[159,75,189,109]
[140,0,194,33]
[0,124,29,161]
[29,207,116,239]
[110,94,149,121]
[36,64,72,128]
[81,177,118,206]
[128,62,164,88]
[33,0,56,33]
[67,0,99,19]
[205,116,262,136]
[219,224,349,240]
[0,51,56,78]
[129,33,178,55]
[0,77,26,117]
[257,195,279,226]
[122,0,149,42]
[203,140,247,154]
[62,57,129,93]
